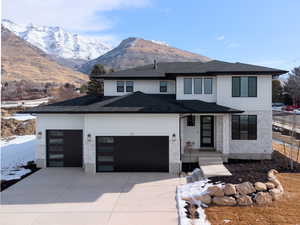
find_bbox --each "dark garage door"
[96,136,169,172]
[46,130,83,167]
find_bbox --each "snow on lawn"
[3,113,36,121]
[1,135,36,181]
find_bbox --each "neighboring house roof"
[22,92,243,114]
[95,60,287,79]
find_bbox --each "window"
[194,78,202,94]
[184,78,193,94]
[232,76,257,97]
[126,81,134,92]
[117,81,124,92]
[187,115,195,127]
[232,115,257,140]
[204,78,213,94]
[160,81,168,93]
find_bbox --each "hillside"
[1,27,88,85]
[79,37,211,73]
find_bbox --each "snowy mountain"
[2,19,112,60]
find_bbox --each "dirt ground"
[205,173,300,225]
[205,144,300,225]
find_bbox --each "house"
[23,60,287,174]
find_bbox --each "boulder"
[255,182,267,191]
[236,182,256,195]
[254,192,272,205]
[269,188,283,201]
[237,195,253,206]
[195,194,212,205]
[265,182,276,189]
[213,196,237,206]
[207,186,224,197]
[224,184,236,196]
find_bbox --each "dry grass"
[205,173,300,225]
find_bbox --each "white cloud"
[216,35,225,41]
[2,0,150,32]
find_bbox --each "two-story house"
[24,60,287,174]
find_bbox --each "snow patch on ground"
[1,135,36,181]
[3,113,36,121]
[177,179,212,225]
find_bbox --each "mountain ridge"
[79,37,211,73]
[1,27,88,85]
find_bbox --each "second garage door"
[96,136,169,172]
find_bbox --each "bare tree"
[284,67,300,105]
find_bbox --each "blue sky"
[3,0,300,71]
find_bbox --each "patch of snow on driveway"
[1,135,36,180]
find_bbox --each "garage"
[46,130,83,167]
[96,136,169,172]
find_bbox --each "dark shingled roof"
[96,60,287,79]
[22,92,243,114]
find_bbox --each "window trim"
[232,115,257,140]
[160,81,168,93]
[232,76,257,97]
[117,80,134,93]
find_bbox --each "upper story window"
[232,76,257,97]
[194,78,202,94]
[160,81,168,93]
[232,115,257,140]
[204,78,213,94]
[117,81,133,93]
[184,77,213,95]
[184,78,193,94]
[117,81,124,92]
[126,81,134,92]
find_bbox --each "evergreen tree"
[87,64,106,95]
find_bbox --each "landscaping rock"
[269,188,283,201]
[213,196,236,206]
[196,194,212,205]
[224,184,236,196]
[207,185,224,197]
[236,182,256,195]
[237,195,253,206]
[254,182,267,191]
[254,192,272,205]
[265,182,276,189]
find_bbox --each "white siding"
[104,80,176,96]
[176,76,217,102]
[216,75,272,111]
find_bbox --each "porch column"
[222,114,230,157]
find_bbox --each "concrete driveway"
[0,168,185,225]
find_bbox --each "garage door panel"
[47,130,83,167]
[96,136,169,172]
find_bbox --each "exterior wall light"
[87,134,92,142]
[172,133,176,142]
[37,131,42,139]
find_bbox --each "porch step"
[200,164,232,178]
[198,156,224,166]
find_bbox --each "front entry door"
[200,116,214,147]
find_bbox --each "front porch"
[180,114,230,165]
